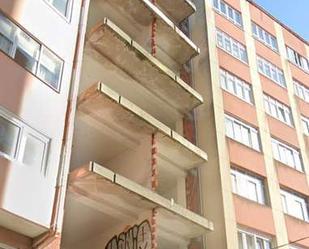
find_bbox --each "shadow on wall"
[0,1,32,210]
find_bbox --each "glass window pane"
[241,126,250,146]
[0,15,15,55]
[22,133,45,169]
[251,131,260,151]
[213,0,219,9]
[232,42,239,58]
[220,70,227,89]
[14,30,40,74]
[293,200,305,220]
[220,1,227,14]
[238,232,244,249]
[234,122,242,142]
[246,234,255,249]
[0,116,20,158]
[228,7,234,19]
[225,37,232,52]
[235,12,242,26]
[256,238,265,249]
[38,48,63,90]
[51,0,70,16]
[272,140,279,160]
[225,117,234,138]
[247,180,258,202]
[217,31,223,47]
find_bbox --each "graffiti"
[105,220,151,249]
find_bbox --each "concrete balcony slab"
[86,18,203,114]
[95,0,199,64]
[63,162,213,248]
[156,0,196,23]
[77,83,207,172]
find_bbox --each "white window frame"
[44,0,74,21]
[0,12,63,92]
[257,56,286,87]
[294,79,309,103]
[217,29,248,64]
[219,68,254,104]
[225,114,261,151]
[286,46,309,73]
[263,94,293,126]
[213,0,243,27]
[271,138,303,172]
[252,22,278,52]
[301,116,309,135]
[231,169,266,204]
[281,189,309,222]
[0,106,50,176]
[238,229,272,249]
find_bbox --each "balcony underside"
[94,0,199,64]
[77,83,207,171]
[156,0,196,23]
[62,163,213,248]
[86,18,203,116]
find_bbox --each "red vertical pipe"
[151,133,158,191]
[151,0,157,56]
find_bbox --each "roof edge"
[247,0,309,46]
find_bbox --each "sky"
[254,0,309,42]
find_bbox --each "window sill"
[232,193,268,207]
[221,85,255,106]
[273,159,304,174]
[284,213,309,224]
[0,49,61,94]
[226,136,262,154]
[216,46,249,67]
[288,60,309,75]
[252,37,280,55]
[258,72,287,90]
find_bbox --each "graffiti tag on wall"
[105,220,151,249]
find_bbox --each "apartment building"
[0,0,83,248]
[59,0,216,248]
[190,0,309,248]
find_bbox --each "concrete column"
[240,0,289,247]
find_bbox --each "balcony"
[84,18,203,125]
[156,0,196,23]
[88,0,199,65]
[73,83,207,199]
[62,162,213,249]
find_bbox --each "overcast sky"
[254,0,309,42]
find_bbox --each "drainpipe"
[32,0,90,247]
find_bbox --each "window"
[257,56,286,87]
[238,230,271,249]
[231,169,266,204]
[281,189,309,221]
[294,80,309,103]
[0,116,20,158]
[286,46,309,73]
[45,0,72,18]
[213,0,243,27]
[225,115,261,151]
[0,107,49,174]
[217,29,248,63]
[219,68,254,104]
[263,94,293,126]
[271,138,303,171]
[252,22,278,51]
[301,116,309,135]
[0,12,63,91]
